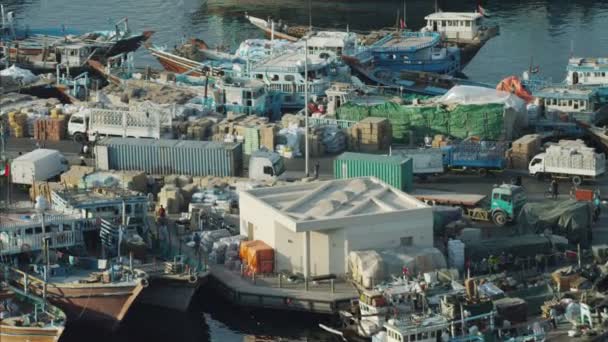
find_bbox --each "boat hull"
[104,30,154,58]
[26,282,145,330]
[137,272,207,311]
[0,325,64,342]
[146,46,224,79]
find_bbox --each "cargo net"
[336,102,505,144]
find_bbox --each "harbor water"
[3,0,608,340]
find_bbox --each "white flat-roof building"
[422,12,484,41]
[239,177,433,277]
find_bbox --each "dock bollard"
[330,279,335,293]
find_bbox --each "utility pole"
[304,39,309,177]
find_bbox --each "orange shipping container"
[240,240,274,274]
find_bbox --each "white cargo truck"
[390,147,444,178]
[529,140,606,185]
[11,149,69,185]
[248,150,286,181]
[67,108,163,142]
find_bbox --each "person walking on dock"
[551,179,559,199]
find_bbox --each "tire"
[478,168,488,177]
[572,176,582,186]
[492,210,507,227]
[73,132,85,143]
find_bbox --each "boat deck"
[381,35,435,49]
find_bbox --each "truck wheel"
[73,133,85,143]
[492,211,507,227]
[478,168,488,177]
[572,176,582,186]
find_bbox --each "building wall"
[274,222,304,274]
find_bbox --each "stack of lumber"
[348,117,392,153]
[34,117,65,141]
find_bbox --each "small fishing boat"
[0,282,66,342]
[244,13,301,42]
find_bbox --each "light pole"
[304,39,309,177]
[35,196,49,309]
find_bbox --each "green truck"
[414,184,527,226]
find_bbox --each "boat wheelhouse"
[249,50,347,109]
[566,57,608,86]
[423,12,491,42]
[304,31,357,56]
[373,315,449,342]
[534,86,605,124]
[213,77,280,117]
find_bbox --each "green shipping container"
[333,152,413,192]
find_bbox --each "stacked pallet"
[34,117,66,141]
[348,117,392,153]
[507,134,541,169]
[431,134,453,148]
[213,116,277,154]
[7,111,28,138]
[545,140,603,170]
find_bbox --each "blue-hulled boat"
[342,31,462,95]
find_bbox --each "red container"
[575,188,594,202]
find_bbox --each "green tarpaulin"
[517,199,593,247]
[336,102,506,143]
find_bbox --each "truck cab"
[67,112,89,142]
[528,153,546,176]
[490,184,526,225]
[248,150,285,182]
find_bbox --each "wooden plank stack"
[34,117,65,141]
[507,134,542,169]
[348,117,392,153]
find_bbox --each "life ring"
[140,278,149,288]
[188,274,198,284]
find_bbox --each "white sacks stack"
[545,139,605,174]
[447,239,465,272]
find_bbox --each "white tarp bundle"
[350,247,447,288]
[0,65,39,85]
[277,123,304,157]
[435,85,526,112]
[349,250,383,289]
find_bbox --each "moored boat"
[244,13,301,42]
[0,280,66,342]
[11,259,148,331]
[136,259,209,311]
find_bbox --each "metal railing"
[0,230,83,255]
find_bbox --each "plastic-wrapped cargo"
[336,88,525,143]
[377,246,447,278]
[517,200,594,247]
[348,250,383,289]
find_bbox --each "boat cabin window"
[574,101,579,109]
[255,74,263,79]
[441,20,446,26]
[603,72,606,77]
[284,75,295,81]
[475,18,481,26]
[430,331,436,337]
[271,74,279,81]
[410,334,416,341]
[466,21,471,27]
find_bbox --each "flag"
[400,19,406,29]
[478,5,491,17]
[0,162,8,177]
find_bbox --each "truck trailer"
[67,108,164,142]
[441,141,507,176]
[390,147,444,177]
[414,184,526,226]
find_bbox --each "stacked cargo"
[431,134,451,148]
[213,116,278,154]
[34,117,66,141]
[348,117,392,153]
[243,127,260,155]
[507,134,541,169]
[239,240,274,274]
[544,140,604,172]
[7,111,28,138]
